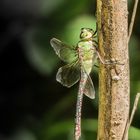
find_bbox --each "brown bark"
[97,0,129,140]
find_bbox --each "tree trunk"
[97,0,129,140]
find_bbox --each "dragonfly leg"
[96,51,106,64]
[92,40,98,46]
[93,30,97,37]
[96,51,124,65]
[97,51,124,80]
[93,22,98,37]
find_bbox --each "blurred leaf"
[129,126,140,140]
[128,0,133,7]
[60,15,96,45]
[41,0,65,16]
[42,89,76,125]
[43,119,97,140]
[39,88,76,139]
[12,129,36,140]
[47,0,91,24]
[129,36,140,115]
[45,121,73,140]
[24,26,59,75]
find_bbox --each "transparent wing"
[56,61,80,87]
[50,38,78,63]
[81,67,95,99]
[84,74,95,99]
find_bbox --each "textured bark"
[97,0,129,140]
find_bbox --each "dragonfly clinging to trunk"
[50,28,103,140]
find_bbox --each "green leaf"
[41,0,65,16]
[24,27,59,75]
[129,126,140,140]
[43,119,97,140]
[61,15,97,45]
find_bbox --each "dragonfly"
[50,28,104,140]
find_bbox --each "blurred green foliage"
[2,0,140,140]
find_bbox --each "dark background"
[0,0,140,140]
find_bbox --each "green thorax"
[77,40,95,74]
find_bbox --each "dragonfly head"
[80,28,95,40]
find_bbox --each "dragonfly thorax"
[78,40,95,74]
[78,40,93,49]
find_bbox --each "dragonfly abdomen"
[75,70,88,140]
[79,51,94,74]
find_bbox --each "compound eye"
[81,32,88,38]
[90,29,93,32]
